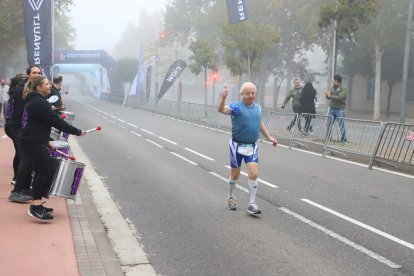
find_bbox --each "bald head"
[240,82,257,105]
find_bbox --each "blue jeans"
[327,108,347,143]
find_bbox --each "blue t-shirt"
[229,101,261,144]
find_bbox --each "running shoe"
[247,203,261,215]
[227,197,237,210]
[8,191,32,203]
[41,202,54,213]
[28,205,54,221]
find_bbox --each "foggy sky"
[69,0,165,53]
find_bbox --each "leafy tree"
[268,0,322,96]
[319,0,377,75]
[220,22,278,78]
[0,0,75,76]
[353,0,406,120]
[0,0,24,76]
[188,38,218,112]
[164,0,225,45]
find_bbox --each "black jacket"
[300,87,317,114]
[46,84,63,112]
[20,92,82,144]
[6,80,27,128]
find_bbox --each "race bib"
[237,143,254,156]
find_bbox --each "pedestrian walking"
[300,81,317,135]
[282,78,302,132]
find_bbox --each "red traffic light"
[159,31,165,39]
[212,71,219,81]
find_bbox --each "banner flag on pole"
[226,0,248,24]
[135,44,144,96]
[158,60,187,99]
[22,0,53,67]
[146,65,152,100]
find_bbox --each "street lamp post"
[155,40,159,101]
[400,0,414,123]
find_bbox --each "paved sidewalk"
[0,128,123,276]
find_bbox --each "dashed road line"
[185,148,214,161]
[141,129,154,135]
[127,123,138,128]
[145,139,163,148]
[279,207,401,269]
[224,165,278,188]
[302,198,414,251]
[170,152,198,165]
[130,131,142,137]
[209,172,249,193]
[159,136,178,145]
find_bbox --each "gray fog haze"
[69,0,165,52]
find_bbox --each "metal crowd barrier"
[369,123,414,170]
[324,117,383,160]
[116,96,412,173]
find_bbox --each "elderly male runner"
[218,82,277,214]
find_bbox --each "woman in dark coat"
[21,75,85,221]
[299,82,317,135]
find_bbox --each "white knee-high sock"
[228,178,236,198]
[248,179,258,204]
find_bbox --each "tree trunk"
[386,81,394,118]
[272,78,280,110]
[347,74,354,111]
[204,67,208,117]
[373,42,383,121]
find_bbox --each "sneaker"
[227,197,237,210]
[21,189,33,196]
[28,205,54,221]
[41,202,54,213]
[8,191,32,203]
[247,203,261,215]
[11,178,16,185]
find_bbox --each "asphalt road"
[67,95,414,276]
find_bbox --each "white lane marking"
[209,172,249,193]
[117,119,126,123]
[302,199,414,251]
[127,123,138,128]
[102,116,108,120]
[159,136,178,145]
[224,165,278,188]
[141,128,154,135]
[130,131,142,137]
[110,115,116,119]
[279,207,401,269]
[103,112,109,115]
[170,152,198,165]
[185,148,215,161]
[209,171,400,268]
[145,139,163,148]
[119,125,127,130]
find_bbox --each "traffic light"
[159,31,166,46]
[212,71,219,82]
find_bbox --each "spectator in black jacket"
[4,73,27,185]
[299,81,317,135]
[21,75,85,221]
[6,65,42,203]
[46,75,65,114]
